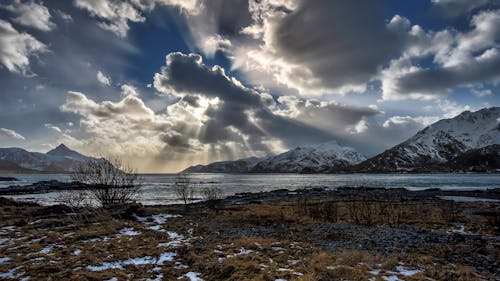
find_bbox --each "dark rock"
[0,180,87,195]
[0,177,18,181]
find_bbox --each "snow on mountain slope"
[46,144,90,161]
[183,141,366,173]
[357,107,500,171]
[251,141,365,173]
[0,144,96,173]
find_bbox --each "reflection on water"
[1,173,499,205]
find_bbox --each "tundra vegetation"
[1,186,498,280]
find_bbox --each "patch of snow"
[117,228,140,236]
[157,252,177,265]
[0,238,11,246]
[147,225,164,232]
[369,269,381,275]
[395,266,423,276]
[0,266,24,279]
[0,257,12,264]
[152,214,181,225]
[87,252,176,271]
[39,246,54,254]
[218,248,254,262]
[174,262,189,269]
[382,276,403,281]
[73,249,81,255]
[158,231,187,248]
[105,278,118,281]
[182,272,204,281]
[80,236,109,243]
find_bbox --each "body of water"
[1,173,499,205]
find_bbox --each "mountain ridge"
[0,144,98,173]
[183,141,366,173]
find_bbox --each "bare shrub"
[57,190,91,209]
[71,157,139,208]
[174,173,195,207]
[202,185,223,210]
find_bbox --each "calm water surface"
[1,173,499,205]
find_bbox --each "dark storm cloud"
[202,0,252,36]
[396,52,500,95]
[154,52,379,151]
[272,0,407,90]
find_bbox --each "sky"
[0,0,499,172]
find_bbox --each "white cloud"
[44,123,62,133]
[0,127,25,140]
[120,84,139,97]
[97,70,111,86]
[0,0,56,31]
[0,19,47,74]
[74,0,201,37]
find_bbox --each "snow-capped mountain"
[251,141,366,173]
[356,107,500,172]
[0,144,97,173]
[183,141,366,173]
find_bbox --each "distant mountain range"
[0,144,100,173]
[184,141,366,173]
[184,107,500,173]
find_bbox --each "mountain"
[0,144,98,173]
[183,141,366,173]
[356,107,500,172]
[183,157,262,173]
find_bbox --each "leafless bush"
[71,157,139,208]
[57,190,92,209]
[174,173,195,207]
[202,185,223,210]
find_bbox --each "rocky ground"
[0,187,499,280]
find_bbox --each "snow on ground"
[0,266,25,279]
[0,257,12,264]
[117,227,140,236]
[369,264,423,280]
[395,266,423,276]
[182,271,204,281]
[87,252,176,271]
[218,247,254,263]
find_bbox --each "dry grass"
[0,197,496,280]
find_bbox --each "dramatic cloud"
[60,52,393,171]
[0,0,55,31]
[0,19,47,74]
[227,0,411,96]
[97,70,111,86]
[381,9,500,100]
[274,96,380,134]
[0,127,25,140]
